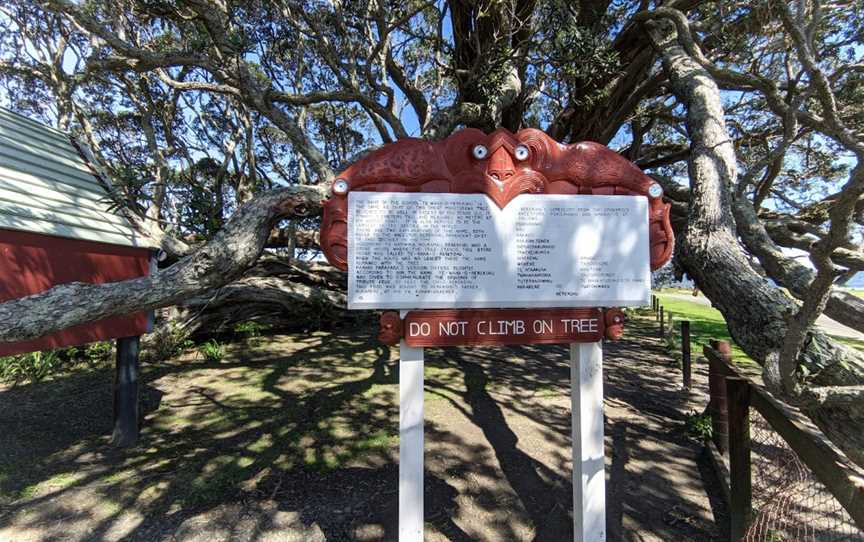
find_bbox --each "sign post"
[399,312,425,540]
[318,128,673,541]
[571,342,606,541]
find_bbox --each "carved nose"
[489,168,514,180]
[487,147,515,180]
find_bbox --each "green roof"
[0,107,147,248]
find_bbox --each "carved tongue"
[490,174,505,192]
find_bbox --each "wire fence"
[745,410,863,542]
[650,297,864,540]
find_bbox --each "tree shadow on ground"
[0,332,397,539]
[0,319,726,541]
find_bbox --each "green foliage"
[547,25,619,106]
[198,339,224,363]
[0,350,63,384]
[0,341,115,385]
[82,341,113,367]
[146,322,194,362]
[684,411,713,441]
[233,321,272,339]
[652,265,681,289]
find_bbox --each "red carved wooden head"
[321,128,673,271]
[378,311,402,346]
[604,308,626,341]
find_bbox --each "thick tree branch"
[422,102,486,140]
[800,385,864,408]
[386,49,429,129]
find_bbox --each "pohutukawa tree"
[1,0,863,463]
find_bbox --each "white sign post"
[347,193,650,542]
[571,342,606,541]
[399,311,425,541]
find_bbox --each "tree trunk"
[645,19,864,465]
[653,174,864,335]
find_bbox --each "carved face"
[441,128,550,208]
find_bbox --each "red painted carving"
[378,311,403,346]
[604,308,626,341]
[320,127,673,271]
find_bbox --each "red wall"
[0,229,152,357]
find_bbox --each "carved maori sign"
[319,128,673,346]
[320,128,673,272]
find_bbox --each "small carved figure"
[378,311,402,345]
[605,309,626,341]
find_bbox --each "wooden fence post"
[708,340,731,453]
[727,377,752,540]
[681,321,691,389]
[112,336,141,447]
[659,306,664,338]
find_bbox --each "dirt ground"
[0,312,727,541]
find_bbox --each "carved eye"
[333,179,349,194]
[472,144,488,160]
[648,183,663,198]
[514,145,530,161]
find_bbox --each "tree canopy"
[1,0,864,463]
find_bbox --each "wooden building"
[0,106,154,445]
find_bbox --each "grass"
[844,288,864,299]
[16,471,87,501]
[654,292,864,361]
[654,292,752,363]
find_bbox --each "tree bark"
[654,174,864,335]
[174,258,348,337]
[733,194,864,336]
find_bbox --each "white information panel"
[348,192,650,310]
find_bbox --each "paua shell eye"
[332,179,349,194]
[514,145,530,161]
[472,144,488,159]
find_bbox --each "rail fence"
[650,295,864,541]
